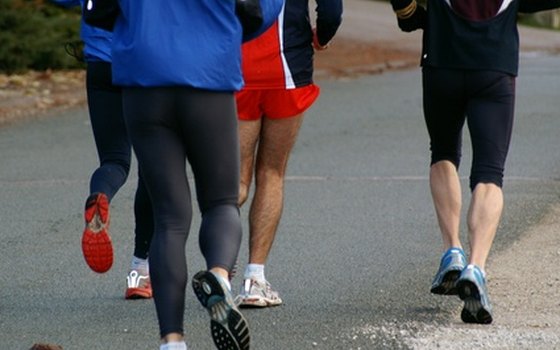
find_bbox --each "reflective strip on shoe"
[125,269,152,299]
[81,193,113,273]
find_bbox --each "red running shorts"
[236,84,320,120]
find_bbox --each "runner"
[390,0,560,324]
[50,0,153,300]
[110,1,281,349]
[235,0,343,308]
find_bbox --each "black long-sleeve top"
[391,0,560,75]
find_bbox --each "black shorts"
[422,67,516,190]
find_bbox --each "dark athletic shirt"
[422,0,520,75]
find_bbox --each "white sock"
[131,256,149,273]
[160,341,187,350]
[244,264,265,282]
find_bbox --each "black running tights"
[422,67,516,190]
[122,86,242,337]
[86,61,152,259]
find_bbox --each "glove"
[391,0,427,33]
[312,28,329,51]
[397,5,427,32]
[236,0,264,38]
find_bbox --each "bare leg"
[161,333,183,345]
[238,120,262,206]
[429,160,463,250]
[467,183,503,270]
[248,115,304,264]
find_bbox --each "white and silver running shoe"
[237,279,283,308]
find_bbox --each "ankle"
[160,341,187,350]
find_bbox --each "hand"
[312,28,329,51]
[397,5,427,32]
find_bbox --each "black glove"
[397,5,427,32]
[236,0,264,38]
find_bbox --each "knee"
[255,166,285,185]
[469,175,503,192]
[431,154,460,170]
[100,158,131,178]
[470,166,504,191]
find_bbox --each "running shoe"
[456,264,493,324]
[125,269,153,299]
[192,270,250,350]
[81,192,113,273]
[430,247,466,295]
[237,278,283,308]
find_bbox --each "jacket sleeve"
[314,0,343,46]
[519,0,560,13]
[390,0,427,32]
[390,0,414,11]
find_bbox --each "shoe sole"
[192,271,250,350]
[125,287,153,300]
[238,296,283,308]
[430,269,461,295]
[456,280,493,324]
[82,193,113,273]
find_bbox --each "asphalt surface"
[2,2,560,350]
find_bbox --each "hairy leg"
[430,160,463,250]
[238,119,262,206]
[248,114,304,264]
[467,183,503,270]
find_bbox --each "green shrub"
[0,0,83,74]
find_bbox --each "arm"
[390,0,427,32]
[519,0,560,13]
[236,0,264,38]
[314,0,343,49]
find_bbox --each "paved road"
[2,1,560,349]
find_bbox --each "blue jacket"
[50,0,113,62]
[112,0,282,90]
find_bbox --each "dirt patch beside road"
[0,70,86,128]
[0,37,418,129]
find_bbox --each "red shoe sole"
[82,193,113,273]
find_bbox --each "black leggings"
[122,87,242,337]
[86,61,130,198]
[86,61,152,259]
[422,67,516,190]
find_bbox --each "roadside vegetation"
[0,0,82,74]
